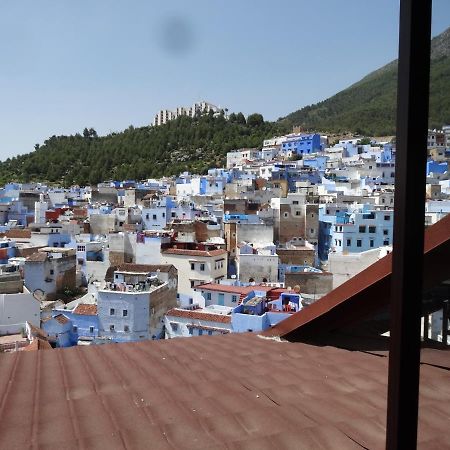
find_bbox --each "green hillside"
[0,113,288,186]
[281,27,450,135]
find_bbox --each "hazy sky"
[1,0,449,160]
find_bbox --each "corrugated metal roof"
[0,333,448,449]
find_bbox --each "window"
[198,329,203,336]
[189,328,193,335]
[152,214,157,220]
[190,262,195,270]
[357,240,362,247]
[190,280,195,288]
[310,228,314,234]
[162,212,165,218]
[123,310,128,317]
[200,263,205,271]
[49,269,54,275]
[110,308,115,316]
[110,324,115,332]
[73,326,78,333]
[124,325,129,332]
[232,295,238,303]
[384,240,390,245]
[383,229,389,235]
[369,226,376,233]
[359,226,366,233]
[145,214,149,219]
[293,200,299,205]
[171,212,176,218]
[206,293,211,300]
[171,323,178,331]
[283,212,289,218]
[208,330,213,336]
[384,215,391,221]
[370,239,374,248]
[89,326,94,333]
[295,211,301,216]
[347,239,351,246]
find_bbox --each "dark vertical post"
[386,1,432,449]
[423,313,429,342]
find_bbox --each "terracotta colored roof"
[166,308,232,323]
[54,314,70,325]
[26,252,47,262]
[116,263,174,274]
[196,283,273,295]
[73,304,98,316]
[22,338,52,351]
[5,229,31,239]
[0,333,448,449]
[185,324,230,333]
[162,248,227,257]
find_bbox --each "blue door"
[218,293,225,306]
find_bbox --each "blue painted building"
[281,134,322,156]
[331,209,394,253]
[54,303,99,343]
[42,313,76,347]
[231,291,302,333]
[426,160,448,175]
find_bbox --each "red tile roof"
[25,252,48,262]
[196,283,272,295]
[166,308,232,323]
[115,263,174,273]
[54,314,70,325]
[4,229,31,239]
[0,333,448,449]
[73,304,97,316]
[162,248,227,257]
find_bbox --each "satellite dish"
[33,289,45,301]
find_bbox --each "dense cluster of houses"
[0,127,449,351]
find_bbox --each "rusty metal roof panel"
[0,333,448,449]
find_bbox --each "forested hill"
[0,113,289,186]
[281,27,450,135]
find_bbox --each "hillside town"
[0,127,449,352]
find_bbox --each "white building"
[160,247,228,296]
[153,101,222,126]
[0,268,40,336]
[164,305,232,338]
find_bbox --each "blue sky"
[0,0,449,160]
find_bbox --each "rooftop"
[165,308,232,324]
[162,248,227,257]
[0,333,448,449]
[73,304,98,316]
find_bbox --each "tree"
[236,112,246,125]
[247,113,264,127]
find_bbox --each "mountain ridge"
[281,26,450,135]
